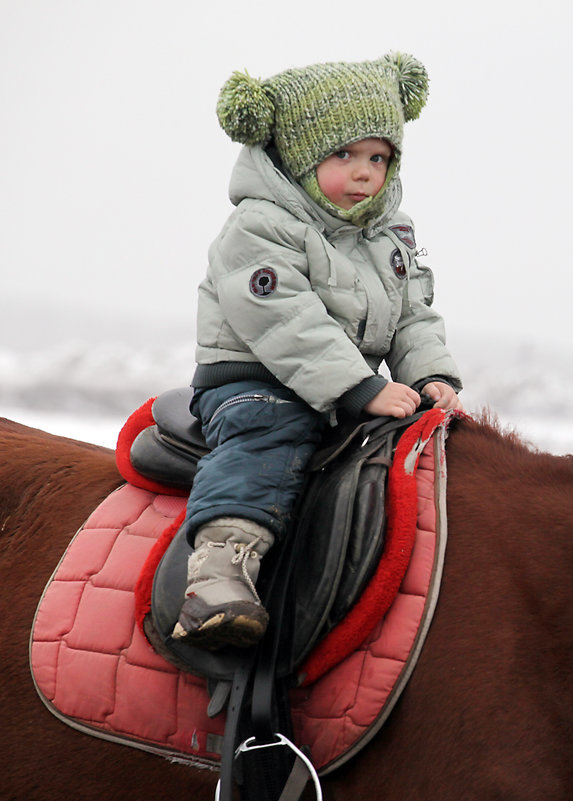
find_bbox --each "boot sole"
[174,600,269,650]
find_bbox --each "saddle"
[128,388,423,673]
[123,387,432,800]
[30,397,457,801]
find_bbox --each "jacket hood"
[228,145,402,236]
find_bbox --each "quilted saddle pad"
[30,409,455,774]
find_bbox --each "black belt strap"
[217,469,330,801]
[217,656,256,801]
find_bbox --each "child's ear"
[216,70,275,146]
[380,53,429,122]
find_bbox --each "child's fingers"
[421,382,441,401]
[364,383,420,417]
[423,382,461,410]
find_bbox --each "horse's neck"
[448,422,573,650]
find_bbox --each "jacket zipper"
[210,393,294,424]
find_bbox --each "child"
[172,53,463,649]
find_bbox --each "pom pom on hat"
[216,70,274,146]
[381,52,429,121]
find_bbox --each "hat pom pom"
[382,52,429,122]
[216,71,274,145]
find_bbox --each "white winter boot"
[171,517,274,649]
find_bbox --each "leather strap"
[217,656,257,801]
[277,756,312,801]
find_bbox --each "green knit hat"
[216,53,429,224]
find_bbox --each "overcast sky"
[1,0,572,356]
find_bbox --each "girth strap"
[216,657,255,801]
[216,496,323,801]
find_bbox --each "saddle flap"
[289,459,363,665]
[288,430,394,668]
[327,457,387,628]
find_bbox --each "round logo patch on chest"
[391,248,407,279]
[249,267,278,297]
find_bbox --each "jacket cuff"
[411,375,460,395]
[337,375,388,416]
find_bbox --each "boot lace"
[231,535,263,604]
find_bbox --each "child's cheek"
[317,168,346,206]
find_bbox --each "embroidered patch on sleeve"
[389,224,416,249]
[391,248,407,278]
[249,267,278,297]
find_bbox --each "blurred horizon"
[2,302,572,455]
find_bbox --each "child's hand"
[422,381,464,411]
[364,383,421,418]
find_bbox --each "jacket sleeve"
[384,256,463,391]
[211,206,376,412]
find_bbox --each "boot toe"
[172,596,269,649]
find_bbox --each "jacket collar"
[228,145,402,239]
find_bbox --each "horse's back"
[0,417,122,561]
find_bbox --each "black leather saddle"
[130,387,424,682]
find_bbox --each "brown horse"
[1,414,572,801]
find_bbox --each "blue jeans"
[185,381,325,540]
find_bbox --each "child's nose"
[352,160,371,180]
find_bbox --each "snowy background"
[3,321,572,455]
[1,0,572,455]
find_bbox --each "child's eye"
[371,154,388,164]
[334,150,350,160]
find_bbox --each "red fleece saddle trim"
[120,401,448,686]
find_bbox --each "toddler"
[172,53,463,649]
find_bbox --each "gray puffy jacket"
[193,145,462,413]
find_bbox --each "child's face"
[315,138,393,210]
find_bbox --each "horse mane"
[454,410,572,469]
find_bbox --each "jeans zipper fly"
[210,393,294,424]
